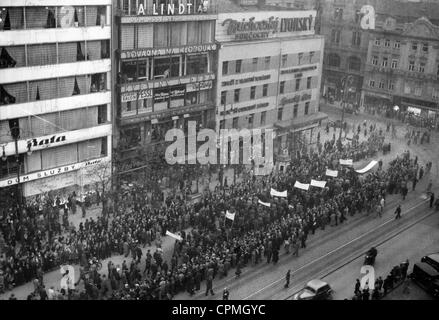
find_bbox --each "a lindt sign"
[136,1,210,16]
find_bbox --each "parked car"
[409,262,439,299]
[292,279,333,300]
[421,253,439,271]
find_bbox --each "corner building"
[114,0,218,174]
[216,5,326,159]
[0,1,112,204]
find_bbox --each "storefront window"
[121,61,137,82]
[186,91,198,106]
[186,54,208,75]
[153,56,180,79]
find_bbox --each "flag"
[166,231,182,241]
[310,179,327,188]
[225,210,235,221]
[294,181,310,191]
[326,169,338,177]
[258,199,271,207]
[340,159,353,166]
[355,160,378,174]
[270,188,287,197]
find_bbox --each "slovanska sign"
[222,15,314,40]
[120,43,217,59]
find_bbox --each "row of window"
[222,51,318,76]
[0,73,107,105]
[371,55,437,74]
[220,77,314,105]
[368,79,395,91]
[369,78,439,100]
[374,39,429,53]
[0,6,108,31]
[220,101,311,129]
[119,53,210,83]
[327,54,361,71]
[330,29,361,47]
[0,40,110,69]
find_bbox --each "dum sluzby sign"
[137,0,210,16]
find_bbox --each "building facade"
[114,0,218,175]
[362,16,439,120]
[0,0,113,204]
[216,8,326,159]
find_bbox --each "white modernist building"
[0,0,112,202]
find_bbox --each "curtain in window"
[0,48,16,68]
[86,6,98,27]
[0,121,11,143]
[87,41,101,61]
[27,44,56,66]
[46,8,56,28]
[170,23,187,47]
[2,9,11,30]
[6,46,25,67]
[59,109,83,131]
[187,22,198,45]
[77,42,85,61]
[30,113,58,137]
[200,21,212,43]
[78,138,101,162]
[153,23,168,47]
[73,77,81,95]
[25,8,48,29]
[29,79,57,102]
[0,84,16,105]
[86,106,99,128]
[27,150,42,173]
[41,144,78,170]
[35,86,40,100]
[121,25,135,50]
[57,42,77,64]
[18,117,32,139]
[137,24,153,48]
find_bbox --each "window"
[404,84,411,94]
[293,104,298,118]
[388,81,394,91]
[394,41,400,49]
[153,56,180,78]
[352,32,361,47]
[121,61,138,82]
[261,111,266,126]
[348,56,361,71]
[433,88,439,100]
[369,80,375,87]
[250,86,256,100]
[375,39,381,46]
[391,59,398,69]
[248,114,254,127]
[307,77,312,89]
[252,57,258,66]
[222,61,228,75]
[234,89,240,103]
[278,107,284,121]
[372,56,378,66]
[298,52,304,64]
[384,39,390,47]
[262,84,268,97]
[280,81,285,94]
[220,120,225,130]
[304,102,310,115]
[379,80,385,89]
[412,43,418,51]
[265,56,271,66]
[235,59,242,73]
[186,54,208,76]
[382,57,388,67]
[414,87,422,96]
[328,53,341,67]
[221,91,227,105]
[419,62,425,73]
[331,29,341,44]
[282,54,288,67]
[295,78,301,91]
[409,60,415,71]
[232,117,238,129]
[422,43,429,53]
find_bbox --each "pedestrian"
[222,288,229,300]
[430,192,435,209]
[362,288,370,300]
[81,203,86,218]
[205,275,214,296]
[285,270,291,288]
[354,279,361,295]
[394,205,402,220]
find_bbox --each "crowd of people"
[1,120,430,300]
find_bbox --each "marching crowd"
[0,121,432,300]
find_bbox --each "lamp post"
[1,127,33,220]
[338,75,354,150]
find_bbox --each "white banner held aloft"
[325,169,338,177]
[310,179,327,188]
[355,160,378,174]
[166,231,183,241]
[258,199,271,207]
[270,188,287,198]
[340,159,353,166]
[225,210,236,221]
[294,181,310,191]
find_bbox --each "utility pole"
[338,75,354,150]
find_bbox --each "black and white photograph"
[0,0,438,310]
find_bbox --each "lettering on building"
[281,65,317,75]
[121,44,217,59]
[221,74,271,87]
[279,15,314,33]
[281,92,312,106]
[27,135,66,149]
[136,1,209,16]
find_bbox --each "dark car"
[421,253,439,272]
[410,262,439,299]
[292,279,333,300]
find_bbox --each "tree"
[85,160,112,216]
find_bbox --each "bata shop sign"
[0,157,108,188]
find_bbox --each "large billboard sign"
[360,5,375,30]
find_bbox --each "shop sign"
[121,43,217,59]
[186,80,213,92]
[136,1,210,16]
[121,73,215,93]
[27,135,66,149]
[281,92,312,106]
[121,89,153,103]
[170,87,185,98]
[281,65,317,75]
[222,74,270,87]
[0,157,108,188]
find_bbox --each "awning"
[274,112,328,132]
